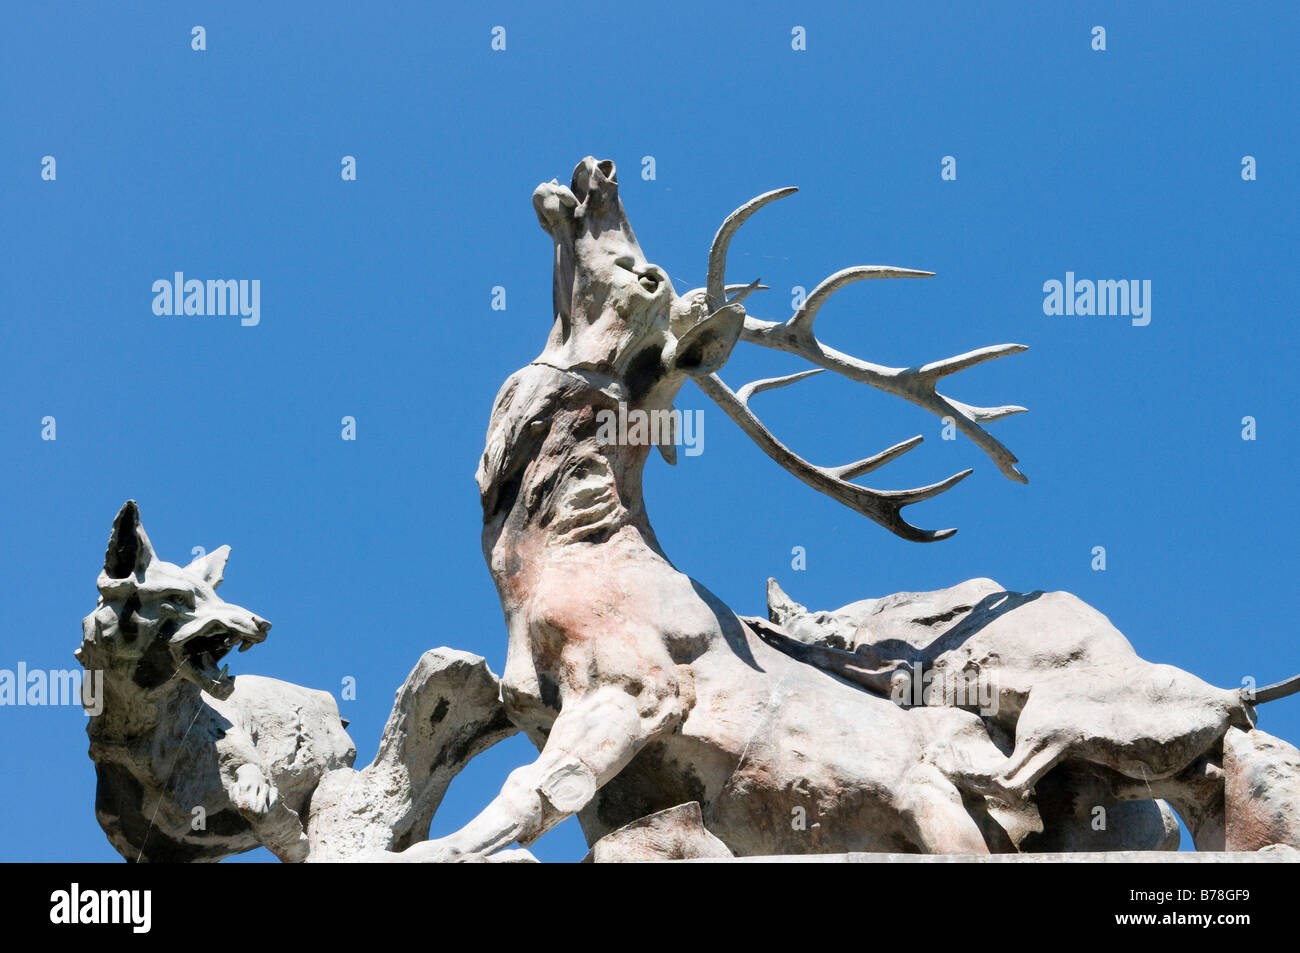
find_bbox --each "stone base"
[678,849,1298,863]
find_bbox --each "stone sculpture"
[81,502,521,862]
[79,158,1300,861]
[762,578,1299,851]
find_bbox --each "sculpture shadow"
[859,589,1046,666]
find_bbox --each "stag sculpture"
[375,156,1054,860]
[80,157,1300,862]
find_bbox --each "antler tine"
[833,435,925,480]
[787,266,935,343]
[724,283,768,294]
[696,372,968,542]
[916,342,1028,379]
[693,185,1028,534]
[741,274,1029,483]
[706,187,797,311]
[735,368,824,405]
[733,372,933,480]
[726,278,767,306]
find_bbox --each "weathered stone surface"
[304,648,519,861]
[1224,727,1300,851]
[80,502,356,863]
[380,156,1046,863]
[678,850,1297,863]
[80,502,519,863]
[1015,767,1180,853]
[763,577,1271,852]
[766,576,1003,654]
[583,802,733,862]
[83,159,1300,863]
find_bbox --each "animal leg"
[920,710,1020,804]
[225,762,309,863]
[993,736,1070,800]
[383,684,675,862]
[899,763,990,854]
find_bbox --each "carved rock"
[304,648,519,861]
[1224,727,1300,851]
[80,502,355,863]
[763,577,1261,851]
[82,158,1300,862]
[80,502,519,863]
[583,802,733,862]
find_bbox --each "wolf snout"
[233,611,271,651]
[211,607,268,640]
[233,615,271,653]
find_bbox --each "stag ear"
[533,179,579,324]
[185,545,231,589]
[532,179,577,236]
[104,500,156,578]
[672,303,746,377]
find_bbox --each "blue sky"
[2,2,1296,861]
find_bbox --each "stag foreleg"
[376,685,676,862]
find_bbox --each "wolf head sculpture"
[78,501,269,703]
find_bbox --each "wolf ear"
[185,545,231,589]
[104,500,156,578]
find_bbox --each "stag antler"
[691,188,1028,541]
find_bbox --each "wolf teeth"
[238,639,253,652]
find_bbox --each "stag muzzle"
[533,157,664,333]
[533,157,642,248]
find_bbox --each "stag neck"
[527,360,630,404]
[479,361,667,555]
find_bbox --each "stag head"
[531,157,748,409]
[527,156,1030,541]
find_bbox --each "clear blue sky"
[3,2,1296,861]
